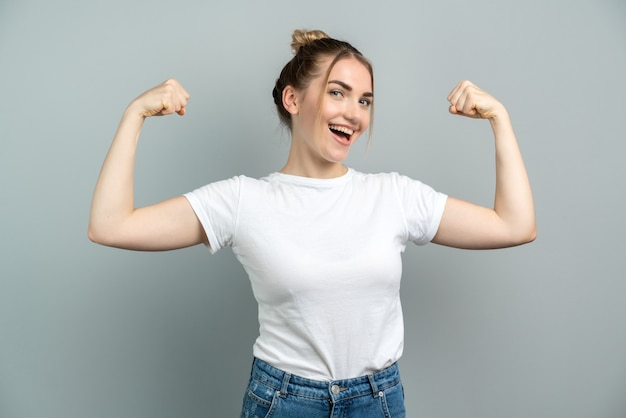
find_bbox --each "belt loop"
[367,373,381,398]
[278,371,291,398]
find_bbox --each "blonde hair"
[272,29,374,140]
[290,29,330,52]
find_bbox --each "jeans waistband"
[250,358,401,401]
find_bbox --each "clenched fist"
[128,78,190,118]
[447,80,505,120]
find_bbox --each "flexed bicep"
[432,197,534,250]
[89,195,208,251]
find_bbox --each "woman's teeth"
[329,125,354,139]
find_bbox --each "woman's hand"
[447,80,505,120]
[127,78,191,118]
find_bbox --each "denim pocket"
[240,378,279,418]
[379,381,406,418]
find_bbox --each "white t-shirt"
[184,168,447,380]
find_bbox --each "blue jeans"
[240,358,406,418]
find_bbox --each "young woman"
[89,29,535,418]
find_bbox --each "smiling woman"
[272,30,374,130]
[88,29,535,418]
[280,56,373,177]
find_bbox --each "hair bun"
[291,29,330,53]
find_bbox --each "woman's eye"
[360,98,372,107]
[330,90,343,97]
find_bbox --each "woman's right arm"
[88,79,208,251]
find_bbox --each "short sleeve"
[183,176,242,253]
[394,174,447,245]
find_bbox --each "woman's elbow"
[87,221,119,247]
[513,223,537,246]
[87,224,108,246]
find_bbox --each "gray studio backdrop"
[1,0,625,417]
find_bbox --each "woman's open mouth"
[329,124,354,143]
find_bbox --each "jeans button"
[331,385,340,395]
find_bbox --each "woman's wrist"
[488,105,512,131]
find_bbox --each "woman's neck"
[279,159,348,179]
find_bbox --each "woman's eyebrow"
[328,80,373,97]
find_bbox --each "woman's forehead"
[326,58,373,92]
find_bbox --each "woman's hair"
[272,29,374,135]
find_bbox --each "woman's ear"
[282,85,299,115]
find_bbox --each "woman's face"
[289,57,373,173]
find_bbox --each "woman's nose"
[343,100,359,122]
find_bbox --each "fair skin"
[88,80,206,251]
[434,81,536,248]
[88,57,535,251]
[280,57,373,178]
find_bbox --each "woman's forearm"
[490,109,536,242]
[88,109,145,244]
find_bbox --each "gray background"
[1,0,625,417]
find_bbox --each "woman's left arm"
[432,80,536,249]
